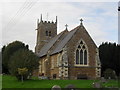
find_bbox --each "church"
[35,15,101,80]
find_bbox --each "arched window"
[46,31,48,36]
[75,40,88,65]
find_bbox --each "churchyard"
[2,75,119,88]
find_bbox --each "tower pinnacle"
[37,19,39,28]
[56,16,57,23]
[37,19,39,24]
[40,14,42,21]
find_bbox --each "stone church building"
[35,15,101,79]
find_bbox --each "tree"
[2,45,7,73]
[8,49,39,80]
[99,42,120,77]
[18,67,28,82]
[2,41,29,74]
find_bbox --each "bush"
[104,69,117,79]
[8,49,39,80]
[2,41,29,74]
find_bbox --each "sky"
[0,0,119,51]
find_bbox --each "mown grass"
[2,75,119,88]
[102,79,119,88]
[0,75,2,89]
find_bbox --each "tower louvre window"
[46,31,48,36]
[49,31,51,36]
[75,40,88,65]
[46,31,51,36]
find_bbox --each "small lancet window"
[49,31,51,36]
[46,31,48,36]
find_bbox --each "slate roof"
[37,23,98,58]
[37,26,79,57]
[51,29,77,55]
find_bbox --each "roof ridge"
[51,26,78,55]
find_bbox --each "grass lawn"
[0,75,2,89]
[2,75,119,88]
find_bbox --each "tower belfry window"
[46,31,51,36]
[75,40,88,66]
[49,31,51,36]
[46,31,48,36]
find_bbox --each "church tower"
[35,14,57,53]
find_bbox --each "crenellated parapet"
[35,14,57,53]
[36,14,57,29]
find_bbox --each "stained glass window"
[75,40,88,65]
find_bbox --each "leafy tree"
[2,45,7,73]
[2,45,6,53]
[2,41,29,74]
[99,42,120,77]
[18,67,28,82]
[8,49,39,80]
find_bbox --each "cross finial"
[65,24,68,30]
[80,18,83,25]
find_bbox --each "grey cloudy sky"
[1,0,119,51]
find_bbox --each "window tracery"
[75,40,88,65]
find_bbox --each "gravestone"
[65,84,76,90]
[101,77,107,83]
[51,85,61,90]
[93,82,102,88]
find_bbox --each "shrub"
[8,49,39,80]
[104,69,117,79]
